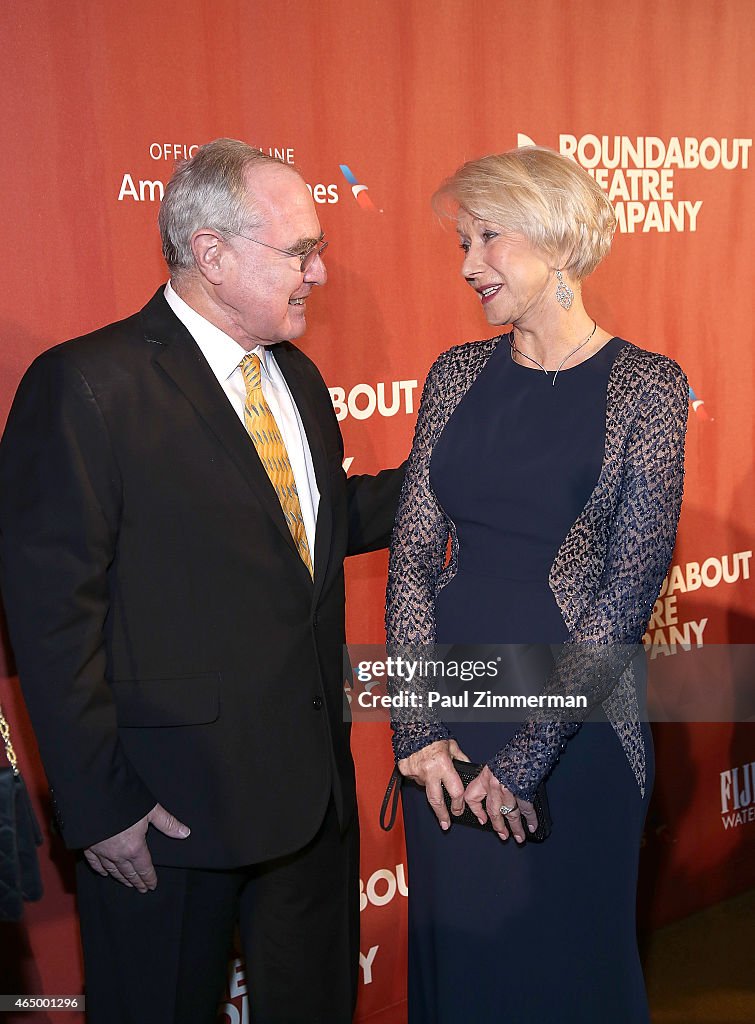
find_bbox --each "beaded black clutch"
[445,759,551,842]
[380,757,552,843]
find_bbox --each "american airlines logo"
[689,384,711,420]
[339,164,381,211]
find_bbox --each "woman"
[386,146,687,1022]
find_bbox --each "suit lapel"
[272,343,334,600]
[139,289,305,568]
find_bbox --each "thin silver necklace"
[509,321,598,386]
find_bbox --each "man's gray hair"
[158,138,287,272]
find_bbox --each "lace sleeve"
[488,356,689,800]
[385,353,455,759]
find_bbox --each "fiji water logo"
[720,762,755,830]
[689,384,711,420]
[339,165,381,211]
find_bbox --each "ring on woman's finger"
[499,803,516,816]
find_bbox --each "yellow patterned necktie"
[239,353,314,578]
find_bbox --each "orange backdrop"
[1,2,753,1022]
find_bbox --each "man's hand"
[398,738,470,831]
[83,803,190,892]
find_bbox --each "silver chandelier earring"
[555,270,574,310]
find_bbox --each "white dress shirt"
[164,282,319,563]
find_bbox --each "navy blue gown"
[401,338,653,1022]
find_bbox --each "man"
[0,139,403,1023]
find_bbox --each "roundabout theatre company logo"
[517,132,751,233]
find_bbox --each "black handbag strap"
[379,764,403,831]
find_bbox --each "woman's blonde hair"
[432,146,617,279]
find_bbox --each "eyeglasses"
[228,231,328,273]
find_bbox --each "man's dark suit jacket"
[0,288,403,868]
